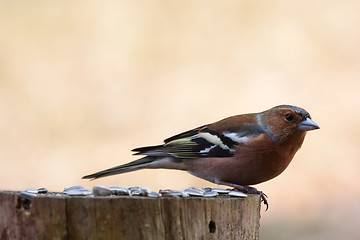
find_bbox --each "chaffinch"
[83,105,319,210]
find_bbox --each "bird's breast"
[186,132,306,186]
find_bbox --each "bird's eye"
[285,114,294,121]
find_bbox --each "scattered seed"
[93,185,113,196]
[25,188,38,194]
[147,192,162,198]
[128,186,140,191]
[109,186,130,196]
[19,185,251,199]
[37,188,48,194]
[159,189,184,198]
[228,191,247,197]
[190,186,206,193]
[130,191,141,196]
[181,191,190,198]
[65,189,92,196]
[63,186,84,193]
[128,186,141,196]
[63,186,92,196]
[212,188,231,194]
[203,191,219,198]
[140,187,151,195]
[184,187,205,196]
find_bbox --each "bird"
[83,105,319,210]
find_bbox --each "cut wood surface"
[0,191,261,240]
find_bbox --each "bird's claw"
[233,186,269,211]
[258,191,269,211]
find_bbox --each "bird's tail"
[82,156,155,180]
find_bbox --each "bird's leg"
[217,181,269,211]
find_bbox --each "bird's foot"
[218,181,269,210]
[233,186,268,211]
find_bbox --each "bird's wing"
[133,122,264,159]
[164,126,237,158]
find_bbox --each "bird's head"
[260,105,319,143]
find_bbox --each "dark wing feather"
[132,145,171,157]
[163,125,206,143]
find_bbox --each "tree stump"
[0,191,261,240]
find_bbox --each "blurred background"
[1,1,359,239]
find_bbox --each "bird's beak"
[298,118,320,131]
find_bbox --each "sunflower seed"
[147,192,162,198]
[203,191,219,197]
[159,189,184,198]
[109,186,130,195]
[128,186,141,195]
[37,188,48,194]
[190,186,206,193]
[228,191,247,197]
[181,191,190,197]
[93,185,113,196]
[128,186,140,191]
[212,188,231,194]
[140,187,151,195]
[130,190,141,196]
[63,186,85,193]
[184,187,205,196]
[25,188,38,194]
[65,189,92,196]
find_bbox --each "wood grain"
[0,191,261,240]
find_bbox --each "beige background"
[1,1,359,239]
